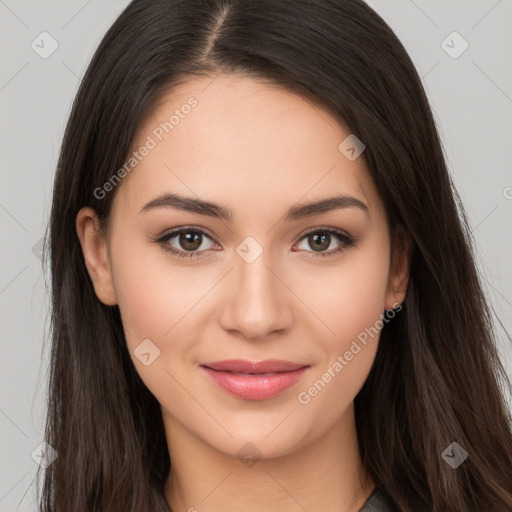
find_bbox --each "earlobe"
[76,207,118,306]
[386,227,412,310]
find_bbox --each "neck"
[163,403,375,512]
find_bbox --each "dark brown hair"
[40,0,512,510]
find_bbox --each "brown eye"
[178,231,203,251]
[154,226,356,260]
[295,228,356,258]
[307,232,331,252]
[155,227,216,259]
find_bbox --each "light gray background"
[1,1,511,510]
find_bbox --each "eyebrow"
[139,193,369,221]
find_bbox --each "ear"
[76,207,118,306]
[385,225,412,310]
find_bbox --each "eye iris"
[309,233,330,251]
[180,231,202,251]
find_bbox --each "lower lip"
[201,366,309,400]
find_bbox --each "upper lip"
[201,359,309,374]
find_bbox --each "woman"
[39,0,512,510]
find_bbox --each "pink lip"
[200,359,310,400]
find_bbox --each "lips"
[202,359,308,374]
[200,359,310,400]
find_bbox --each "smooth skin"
[76,73,411,512]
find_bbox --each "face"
[77,73,409,460]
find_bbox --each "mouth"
[200,359,310,400]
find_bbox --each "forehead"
[112,73,382,220]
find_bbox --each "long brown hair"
[39,0,512,510]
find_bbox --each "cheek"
[111,266,169,346]
[298,238,390,347]
[298,241,390,404]
[108,234,189,350]
[109,234,222,368]
[335,262,389,346]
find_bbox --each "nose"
[218,245,293,341]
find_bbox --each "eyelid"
[299,225,352,239]
[155,224,217,241]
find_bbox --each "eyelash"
[153,226,356,260]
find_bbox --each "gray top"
[359,485,396,511]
